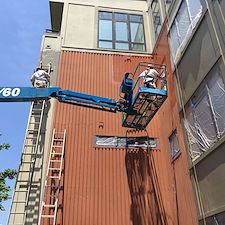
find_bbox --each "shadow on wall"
[125,148,168,225]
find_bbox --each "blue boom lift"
[0,62,167,129]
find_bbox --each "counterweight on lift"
[0,62,167,129]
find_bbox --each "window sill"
[171,150,181,163]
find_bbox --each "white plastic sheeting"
[168,0,202,64]
[184,69,225,160]
[95,136,157,148]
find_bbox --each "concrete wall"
[50,0,153,53]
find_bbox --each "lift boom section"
[0,62,167,129]
[0,87,118,112]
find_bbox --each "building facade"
[8,0,225,224]
[168,0,225,224]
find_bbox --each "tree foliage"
[0,134,17,211]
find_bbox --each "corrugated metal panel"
[50,50,198,225]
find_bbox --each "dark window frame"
[169,129,180,159]
[98,11,146,51]
[150,0,162,38]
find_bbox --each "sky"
[0,1,50,224]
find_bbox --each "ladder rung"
[49,168,61,170]
[25,136,38,139]
[22,153,36,155]
[29,121,41,123]
[16,180,30,182]
[50,160,61,162]
[45,194,58,197]
[53,145,63,148]
[21,161,34,163]
[14,190,28,193]
[31,112,42,115]
[18,170,32,173]
[48,176,60,179]
[46,185,59,188]
[33,108,42,110]
[41,215,55,218]
[24,144,37,147]
[51,153,63,155]
[27,129,39,133]
[54,138,64,141]
[43,204,55,207]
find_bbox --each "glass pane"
[154,14,161,25]
[99,20,112,40]
[151,0,159,11]
[117,137,127,146]
[115,42,129,50]
[164,0,173,13]
[130,23,144,43]
[116,22,128,41]
[176,1,190,44]
[169,130,180,158]
[95,136,116,145]
[155,24,162,36]
[115,13,127,21]
[95,136,157,147]
[99,41,113,49]
[99,11,112,19]
[130,15,142,22]
[185,105,202,160]
[168,21,180,61]
[207,69,225,136]
[188,0,202,27]
[131,44,145,51]
[194,93,217,147]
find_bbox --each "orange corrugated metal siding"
[153,28,198,225]
[50,48,197,224]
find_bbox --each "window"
[168,0,202,64]
[164,0,173,13]
[169,129,180,158]
[184,67,225,160]
[98,11,146,51]
[95,136,157,148]
[151,0,162,38]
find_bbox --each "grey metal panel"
[212,0,225,54]
[176,13,220,106]
[195,141,225,217]
[220,0,225,12]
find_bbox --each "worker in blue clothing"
[139,64,159,88]
[30,68,50,88]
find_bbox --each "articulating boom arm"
[0,63,168,129]
[0,87,118,112]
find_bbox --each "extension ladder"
[7,100,46,225]
[38,129,66,225]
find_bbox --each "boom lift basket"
[120,62,167,129]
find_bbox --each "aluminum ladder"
[38,129,66,225]
[7,100,46,225]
